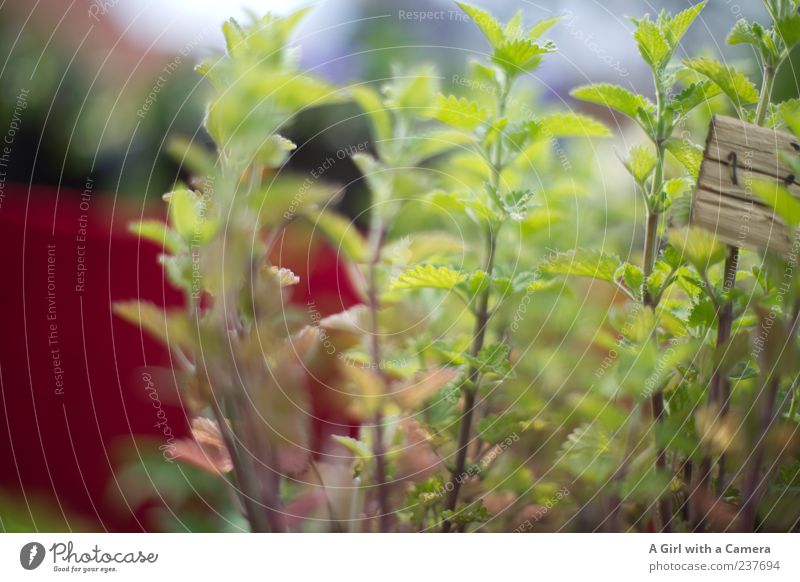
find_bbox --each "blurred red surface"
[0,184,359,531]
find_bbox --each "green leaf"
[770,98,800,133]
[617,262,644,298]
[352,152,393,204]
[539,248,621,285]
[166,189,215,243]
[670,81,722,116]
[559,423,614,482]
[777,14,800,50]
[571,83,655,122]
[504,10,524,40]
[470,343,512,377]
[250,175,341,226]
[689,297,716,328]
[331,435,372,461]
[166,136,216,178]
[526,16,561,40]
[129,220,184,255]
[391,264,466,291]
[751,180,800,228]
[457,2,505,46]
[429,191,499,224]
[384,65,440,114]
[633,18,671,69]
[666,226,726,273]
[465,270,490,296]
[665,138,703,177]
[527,113,610,139]
[351,85,392,142]
[431,94,489,131]
[491,38,556,76]
[255,134,297,166]
[664,177,690,199]
[525,278,561,293]
[221,19,245,55]
[405,129,476,164]
[727,19,760,46]
[304,209,367,264]
[441,501,490,526]
[623,144,656,183]
[683,58,759,107]
[658,2,707,50]
[113,301,193,350]
[477,414,530,445]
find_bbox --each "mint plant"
[114,1,800,533]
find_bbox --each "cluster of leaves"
[543,0,800,532]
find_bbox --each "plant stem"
[441,77,510,532]
[366,216,391,532]
[755,64,775,126]
[208,393,272,532]
[643,133,672,531]
[713,248,739,492]
[740,376,779,531]
[442,227,497,532]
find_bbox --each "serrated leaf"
[250,175,341,226]
[750,180,800,228]
[666,226,726,273]
[504,10,524,39]
[659,2,706,50]
[166,189,215,243]
[623,144,656,183]
[391,367,461,409]
[527,16,561,40]
[571,83,655,121]
[771,98,800,132]
[670,81,722,116]
[492,38,556,76]
[527,112,610,139]
[331,435,373,461]
[113,301,193,350]
[255,134,297,166]
[525,278,561,293]
[429,191,499,224]
[727,19,760,46]
[466,270,490,296]
[634,18,671,69]
[539,248,621,284]
[617,262,644,298]
[432,94,489,131]
[457,2,505,46]
[352,152,392,204]
[304,209,367,263]
[665,138,703,177]
[384,65,440,114]
[465,343,512,378]
[689,297,716,328]
[405,129,476,164]
[683,57,759,107]
[477,414,530,445]
[351,85,392,143]
[777,13,800,50]
[664,177,690,199]
[391,264,466,291]
[166,136,215,178]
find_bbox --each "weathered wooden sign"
[691,115,798,255]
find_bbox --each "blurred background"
[0,0,797,532]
